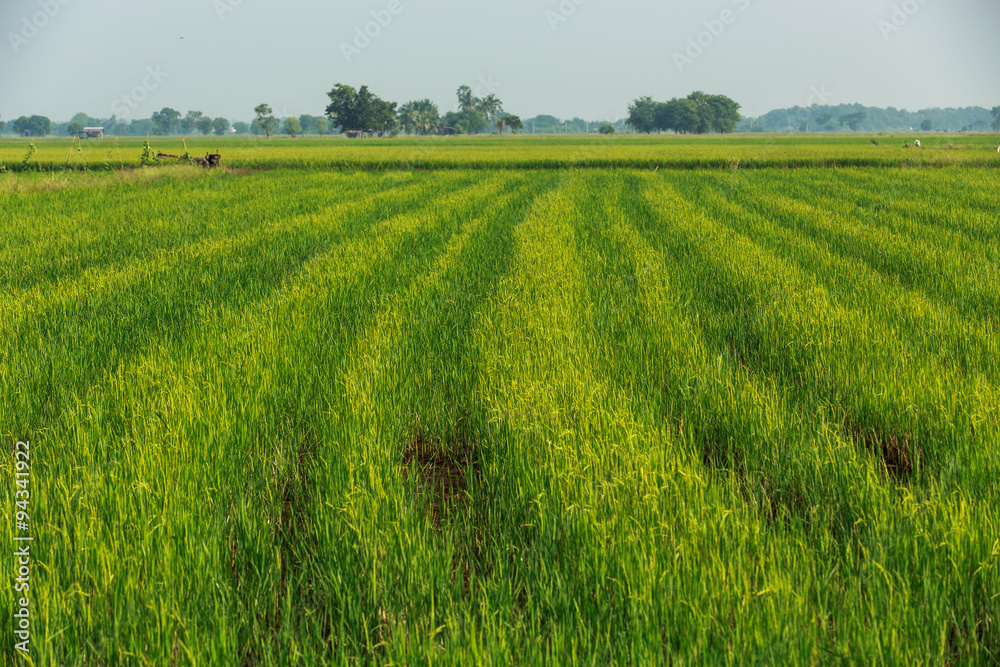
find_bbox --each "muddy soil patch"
[848,422,919,480]
[402,433,479,528]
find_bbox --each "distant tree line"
[0,110,234,137]
[742,103,999,133]
[0,109,333,138]
[627,92,741,134]
[503,115,623,134]
[5,100,996,138]
[0,110,633,138]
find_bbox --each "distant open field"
[1,133,999,172]
[2,137,999,664]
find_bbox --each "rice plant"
[1,144,997,665]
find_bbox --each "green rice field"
[2,135,999,664]
[3,133,1000,171]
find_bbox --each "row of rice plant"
[2,165,997,664]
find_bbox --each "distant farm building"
[82,127,105,139]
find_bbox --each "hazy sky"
[2,0,998,123]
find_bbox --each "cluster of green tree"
[397,99,442,135]
[245,111,333,137]
[627,92,741,134]
[740,103,998,133]
[291,115,330,136]
[994,106,1000,131]
[439,86,521,135]
[310,84,522,137]
[322,85,398,137]
[6,115,52,137]
[145,109,232,136]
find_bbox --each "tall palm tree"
[456,86,474,112]
[397,103,415,135]
[479,94,503,133]
[398,99,441,135]
[415,99,439,135]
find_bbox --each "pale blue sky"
[1,0,998,123]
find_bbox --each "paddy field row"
[1,164,998,664]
